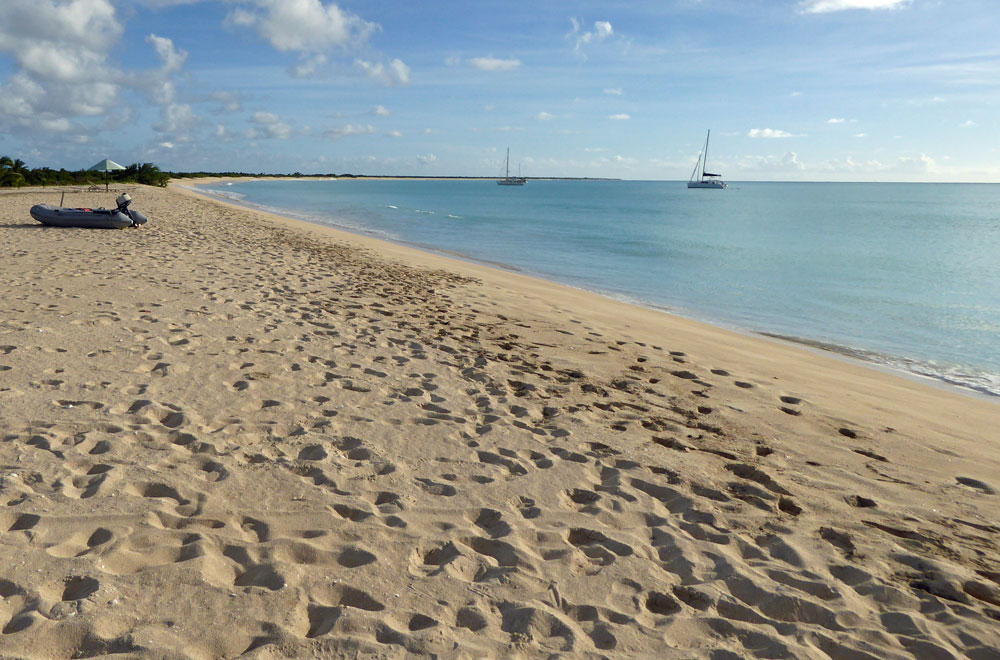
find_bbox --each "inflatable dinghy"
[30,194,148,229]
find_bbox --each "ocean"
[192,179,1000,398]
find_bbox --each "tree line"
[0,156,170,188]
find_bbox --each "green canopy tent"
[87,159,126,191]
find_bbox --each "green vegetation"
[0,156,170,188]
[2,157,617,186]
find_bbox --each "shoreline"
[184,180,1000,403]
[2,183,998,658]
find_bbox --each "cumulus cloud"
[469,56,521,72]
[134,0,207,7]
[324,123,374,138]
[892,152,935,174]
[740,151,806,172]
[748,128,799,138]
[355,58,410,86]
[603,88,623,96]
[799,0,910,13]
[211,91,243,113]
[569,18,614,56]
[374,105,390,116]
[536,112,554,121]
[608,113,630,120]
[154,100,199,138]
[290,53,328,78]
[960,120,977,127]
[0,0,123,138]
[228,0,409,83]
[136,34,199,142]
[416,153,437,165]
[0,0,121,83]
[827,118,846,124]
[249,110,293,139]
[146,33,187,74]
[227,0,376,53]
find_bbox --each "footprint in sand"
[955,476,995,495]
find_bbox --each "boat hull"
[687,181,727,189]
[30,204,147,229]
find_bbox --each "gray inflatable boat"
[30,194,148,229]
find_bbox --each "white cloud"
[211,91,243,113]
[227,0,376,53]
[740,151,806,172]
[228,1,404,81]
[154,101,199,139]
[0,0,124,138]
[827,118,845,124]
[608,113,630,120]
[159,141,174,149]
[0,0,122,82]
[132,34,200,142]
[290,53,327,78]
[892,152,936,174]
[324,123,374,138]
[960,120,977,128]
[603,88,623,96]
[799,0,910,12]
[355,58,410,86]
[134,0,207,6]
[469,56,521,72]
[250,110,293,139]
[748,128,799,138]
[146,33,187,74]
[855,132,867,138]
[416,153,437,165]
[569,18,615,56]
[536,112,554,121]
[374,105,390,116]
[386,130,402,138]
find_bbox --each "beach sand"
[2,183,999,659]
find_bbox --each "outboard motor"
[116,193,148,226]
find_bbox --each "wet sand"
[1,183,998,659]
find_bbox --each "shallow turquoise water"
[195,179,1000,397]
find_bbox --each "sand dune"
[1,183,998,659]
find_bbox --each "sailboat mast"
[703,130,710,177]
[505,148,510,178]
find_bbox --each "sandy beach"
[1,182,999,659]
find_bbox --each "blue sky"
[1,0,998,181]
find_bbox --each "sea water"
[194,179,1000,398]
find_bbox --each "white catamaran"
[498,148,526,186]
[687,130,726,189]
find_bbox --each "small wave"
[385,204,398,209]
[415,209,435,214]
[191,186,247,201]
[761,333,1000,398]
[447,214,463,219]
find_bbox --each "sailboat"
[687,130,726,189]
[498,148,526,186]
